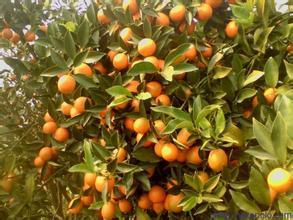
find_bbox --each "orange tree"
[0,0,292,219]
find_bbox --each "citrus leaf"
[243,70,264,87]
[165,43,190,67]
[64,31,76,59]
[264,57,279,87]
[127,61,157,76]
[229,190,261,213]
[151,106,191,121]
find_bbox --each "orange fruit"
[68,200,83,214]
[146,167,155,178]
[228,0,236,3]
[0,174,14,193]
[138,38,156,57]
[154,120,166,135]
[161,143,179,162]
[114,95,129,110]
[176,128,193,147]
[101,201,116,219]
[132,12,141,21]
[169,5,186,23]
[74,63,93,77]
[138,193,152,209]
[42,121,57,134]
[252,96,259,108]
[60,102,73,116]
[124,117,135,131]
[84,173,97,187]
[198,171,209,184]
[148,185,166,203]
[154,140,166,157]
[267,168,292,193]
[51,147,58,160]
[264,88,277,105]
[225,21,238,38]
[133,117,150,134]
[2,28,13,40]
[131,99,140,112]
[184,44,197,61]
[39,25,48,33]
[208,149,228,172]
[125,80,140,94]
[136,133,153,147]
[202,44,213,58]
[155,94,171,106]
[54,127,70,142]
[146,81,162,98]
[34,156,45,168]
[39,147,53,161]
[158,59,165,70]
[10,33,20,44]
[156,12,170,26]
[243,109,252,119]
[144,56,160,69]
[122,0,139,14]
[93,62,107,74]
[152,202,164,214]
[70,107,81,118]
[113,53,129,70]
[118,199,132,213]
[177,150,187,163]
[57,75,76,94]
[108,50,118,62]
[197,3,213,21]
[81,195,93,206]
[97,8,111,24]
[186,146,202,165]
[119,27,133,43]
[74,97,87,113]
[167,179,178,190]
[205,0,223,8]
[164,193,184,213]
[179,21,196,34]
[118,185,126,195]
[95,175,115,192]
[117,148,127,162]
[24,31,36,42]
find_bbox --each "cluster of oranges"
[0,27,37,44]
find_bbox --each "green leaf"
[184,174,201,192]
[127,61,157,76]
[151,106,191,121]
[248,167,270,206]
[213,66,232,79]
[135,173,151,191]
[108,96,131,108]
[132,148,160,163]
[92,30,100,45]
[253,27,274,53]
[208,53,224,73]
[136,207,151,220]
[165,43,190,67]
[25,173,35,203]
[143,16,152,38]
[243,70,264,87]
[86,4,96,24]
[61,21,77,32]
[284,60,293,80]
[106,85,132,97]
[92,142,111,161]
[89,201,103,210]
[73,74,98,89]
[180,196,198,211]
[78,19,90,48]
[173,63,198,74]
[271,112,287,163]
[204,174,221,193]
[215,109,225,136]
[196,105,220,124]
[64,31,76,59]
[83,140,95,172]
[253,118,275,156]
[202,194,222,203]
[194,203,208,215]
[68,163,92,173]
[85,51,105,63]
[264,57,279,87]
[222,123,244,147]
[135,92,152,100]
[50,50,67,68]
[237,88,257,103]
[192,96,202,121]
[278,196,293,213]
[229,190,261,213]
[245,147,276,160]
[161,65,174,81]
[163,119,193,135]
[117,163,142,173]
[73,50,89,67]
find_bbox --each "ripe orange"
[144,56,160,69]
[225,21,238,38]
[54,127,70,142]
[179,21,196,34]
[57,75,76,94]
[10,33,20,44]
[117,148,127,163]
[122,0,139,14]
[74,63,93,77]
[101,201,116,219]
[205,0,223,8]
[34,156,45,168]
[68,200,83,214]
[2,28,13,40]
[131,99,140,112]
[108,50,118,62]
[264,88,277,105]
[97,8,111,24]
[118,185,126,195]
[148,185,166,203]
[197,3,213,21]
[161,143,179,162]
[51,147,58,160]
[158,59,165,70]
[152,202,164,214]
[202,44,213,58]
[155,94,171,106]
[84,173,97,187]
[93,62,107,74]
[164,193,184,213]
[198,171,209,184]
[252,96,259,108]
[95,175,115,192]
[125,80,140,94]
[119,27,133,43]
[138,38,156,57]
[81,195,93,206]
[0,174,14,193]
[42,121,57,134]
[138,193,152,209]
[267,168,292,193]
[154,140,165,157]
[228,0,236,3]
[169,5,186,22]
[146,81,162,98]
[39,24,48,33]
[177,150,187,163]
[114,95,129,110]
[156,12,170,26]
[243,109,252,119]
[208,149,228,172]
[39,147,53,161]
[154,120,166,135]
[124,117,134,131]
[60,102,73,116]
[113,53,129,70]
[70,107,81,118]
[74,97,87,113]
[133,117,150,134]
[176,128,193,147]
[25,31,35,42]
[118,199,132,213]
[186,146,202,165]
[184,44,197,61]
